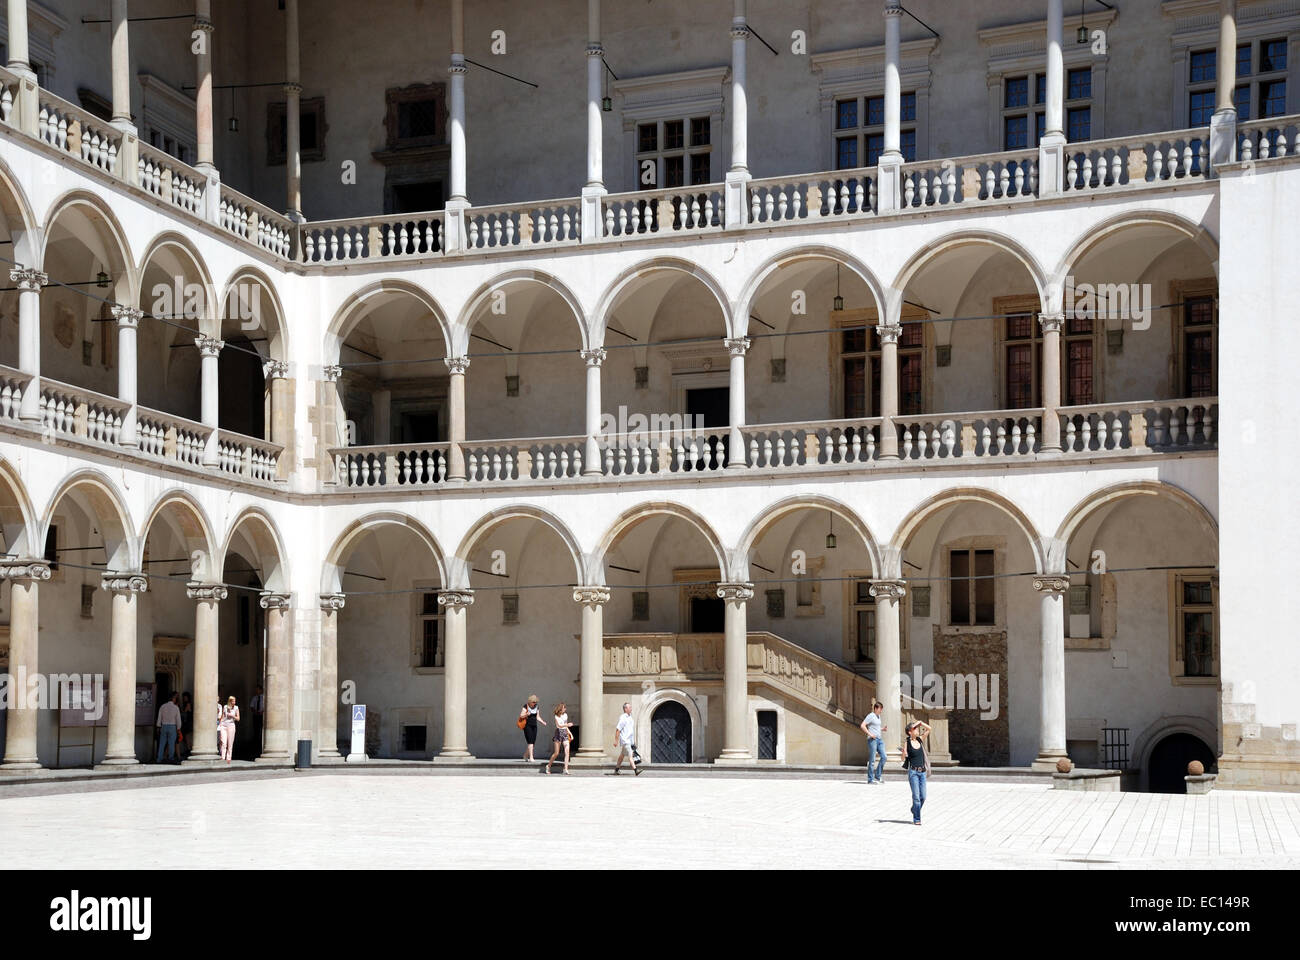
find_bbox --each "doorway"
[1147,733,1216,793]
[651,701,692,764]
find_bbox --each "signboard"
[347,704,367,762]
[59,681,155,728]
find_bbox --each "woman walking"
[519,694,547,761]
[218,695,240,763]
[545,701,572,775]
[905,719,933,825]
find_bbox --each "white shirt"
[616,713,636,745]
[555,712,568,728]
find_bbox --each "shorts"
[553,728,570,744]
[618,743,637,762]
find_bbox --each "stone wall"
[934,627,1009,766]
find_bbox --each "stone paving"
[3,773,1297,869]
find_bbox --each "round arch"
[218,266,291,361]
[40,189,139,305]
[592,502,728,585]
[456,268,588,355]
[39,469,137,571]
[1131,715,1220,791]
[1054,480,1218,548]
[321,511,448,594]
[1052,209,1220,287]
[890,487,1046,574]
[734,245,887,337]
[636,687,706,764]
[591,257,732,344]
[454,505,585,589]
[734,494,883,580]
[326,278,450,365]
[137,231,217,332]
[890,229,1049,314]
[220,506,290,594]
[138,490,219,583]
[0,457,39,557]
[0,153,40,265]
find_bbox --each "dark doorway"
[391,181,445,214]
[219,336,266,439]
[651,701,691,764]
[689,595,724,633]
[1148,733,1216,793]
[758,710,778,760]
[685,386,729,469]
[398,410,442,444]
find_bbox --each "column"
[263,359,291,479]
[877,0,904,212]
[284,0,303,221]
[581,348,605,475]
[435,590,474,760]
[183,582,224,762]
[317,594,344,760]
[10,268,45,423]
[723,0,750,228]
[716,582,754,762]
[0,560,51,770]
[444,0,469,252]
[1038,0,1067,194]
[869,580,907,759]
[196,335,223,466]
[723,337,749,468]
[445,357,469,482]
[1039,313,1063,450]
[1032,575,1069,770]
[100,573,147,766]
[1209,0,1239,168]
[322,364,344,483]
[875,321,901,459]
[7,0,39,135]
[112,305,142,447]
[6,0,31,73]
[194,1,215,172]
[257,592,292,761]
[573,586,610,760]
[581,0,605,240]
[109,0,134,131]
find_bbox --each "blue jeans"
[867,737,887,782]
[157,724,178,762]
[908,768,927,822]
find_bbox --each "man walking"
[156,692,182,764]
[613,702,641,775]
[860,700,887,784]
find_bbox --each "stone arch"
[321,511,448,594]
[591,256,732,344]
[137,231,218,333]
[0,152,41,266]
[636,687,706,764]
[890,487,1046,575]
[220,506,291,594]
[1131,714,1220,791]
[39,469,137,571]
[454,505,585,589]
[0,457,39,557]
[592,502,728,585]
[1054,480,1218,548]
[734,494,883,580]
[1053,209,1220,288]
[40,189,138,305]
[219,265,291,361]
[456,268,589,355]
[139,490,219,583]
[325,277,450,365]
[734,245,888,338]
[890,229,1049,315]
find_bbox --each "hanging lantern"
[602,95,612,112]
[826,515,837,550]
[95,270,110,288]
[833,264,844,312]
[1077,0,1088,43]
[228,115,240,133]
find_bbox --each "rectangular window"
[833,92,918,169]
[1182,296,1216,397]
[837,137,859,170]
[1189,90,1216,126]
[402,725,427,753]
[1233,85,1251,121]
[1004,115,1028,151]
[1172,574,1216,679]
[852,579,876,665]
[1260,38,1287,73]
[1067,106,1091,143]
[636,116,711,188]
[1067,68,1092,101]
[1261,80,1286,117]
[1237,43,1253,79]
[384,84,446,150]
[1005,75,1029,108]
[1004,311,1041,409]
[417,591,444,668]
[836,99,858,130]
[1065,315,1094,406]
[950,549,995,626]
[1189,50,1216,84]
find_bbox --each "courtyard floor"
[4,772,1298,869]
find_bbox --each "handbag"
[517,709,528,730]
[632,745,642,764]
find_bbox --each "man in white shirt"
[156,693,182,764]
[860,700,887,784]
[612,702,641,775]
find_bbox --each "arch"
[734,245,887,338]
[220,506,290,594]
[39,469,137,571]
[321,511,448,594]
[138,490,219,583]
[734,494,883,580]
[890,229,1049,314]
[890,487,1046,574]
[137,230,218,330]
[0,457,39,557]
[1054,480,1218,548]
[591,501,728,585]
[456,268,588,355]
[1053,209,1220,288]
[637,687,706,764]
[1132,716,1220,792]
[325,277,451,364]
[591,256,732,343]
[0,153,40,266]
[40,189,139,304]
[454,505,584,589]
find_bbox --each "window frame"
[948,547,997,627]
[410,581,445,674]
[831,305,930,419]
[634,115,713,190]
[1168,570,1219,685]
[833,91,918,170]
[1170,278,1218,400]
[994,294,1102,409]
[841,573,910,672]
[267,96,328,166]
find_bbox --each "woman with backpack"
[904,719,933,825]
[518,694,547,761]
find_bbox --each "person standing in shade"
[905,720,933,825]
[545,702,572,775]
[179,692,194,761]
[519,694,547,761]
[156,693,182,764]
[859,700,887,784]
[612,702,641,775]
[250,686,266,757]
[218,695,240,763]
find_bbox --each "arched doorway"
[651,701,692,763]
[1148,733,1216,794]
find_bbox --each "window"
[1188,40,1287,125]
[836,308,926,418]
[1002,71,1046,149]
[502,593,519,625]
[1004,310,1042,409]
[635,116,711,188]
[1180,295,1217,398]
[835,92,917,169]
[998,295,1097,409]
[950,549,995,626]
[412,590,444,669]
[850,579,876,667]
[384,84,446,149]
[1170,572,1217,681]
[267,97,327,165]
[402,725,428,753]
[1064,315,1094,406]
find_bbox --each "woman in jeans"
[905,719,932,825]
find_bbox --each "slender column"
[870,580,907,759]
[723,0,750,227]
[445,357,469,482]
[7,0,38,136]
[263,359,291,479]
[581,348,605,476]
[182,582,224,762]
[877,0,904,212]
[876,322,901,459]
[0,560,51,770]
[112,306,142,446]
[321,364,344,484]
[109,0,135,131]
[716,582,754,762]
[723,337,749,468]
[10,268,45,423]
[196,335,224,466]
[194,1,215,171]
[449,0,467,201]
[100,573,148,766]
[573,587,610,760]
[1039,313,1063,451]
[317,594,344,760]
[1039,0,1067,193]
[257,592,292,761]
[1032,576,1070,770]
[6,0,31,73]
[1209,0,1239,168]
[284,0,303,221]
[435,590,474,760]
[581,0,606,240]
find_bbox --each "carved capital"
[195,335,225,358]
[8,268,47,292]
[193,16,214,33]
[1032,576,1071,596]
[186,581,228,602]
[283,82,303,96]
[1038,313,1065,335]
[723,337,751,357]
[573,586,611,606]
[449,58,467,76]
[259,591,292,610]
[883,2,905,19]
[322,364,343,382]
[319,593,346,612]
[444,356,471,375]
[869,579,908,602]
[874,323,902,345]
[586,42,605,58]
[580,347,607,367]
[111,304,144,328]
[716,582,755,603]
[438,589,475,610]
[0,559,52,583]
[730,23,751,40]
[102,573,148,595]
[262,359,289,381]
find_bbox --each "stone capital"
[580,347,607,367]
[438,589,475,610]
[883,2,904,18]
[0,559,52,583]
[262,359,289,381]
[869,579,908,602]
[322,364,343,382]
[1038,313,1065,335]
[319,593,347,612]
[449,58,467,76]
[186,582,228,602]
[573,586,611,606]
[259,591,292,610]
[717,581,755,603]
[111,304,144,328]
[586,42,605,58]
[444,356,471,375]
[1032,575,1071,596]
[193,16,214,32]
[874,323,902,345]
[102,573,148,595]
[283,82,303,96]
[723,337,751,357]
[730,22,751,40]
[195,335,225,358]
[8,268,47,292]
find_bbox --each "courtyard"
[3,772,1297,870]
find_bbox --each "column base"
[0,759,43,772]
[714,750,754,765]
[345,753,368,763]
[432,751,475,764]
[98,756,140,767]
[184,753,222,765]
[254,752,292,763]
[1031,751,1069,772]
[570,749,607,767]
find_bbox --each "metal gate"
[757,710,778,760]
[651,702,691,764]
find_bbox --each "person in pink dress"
[218,695,241,762]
